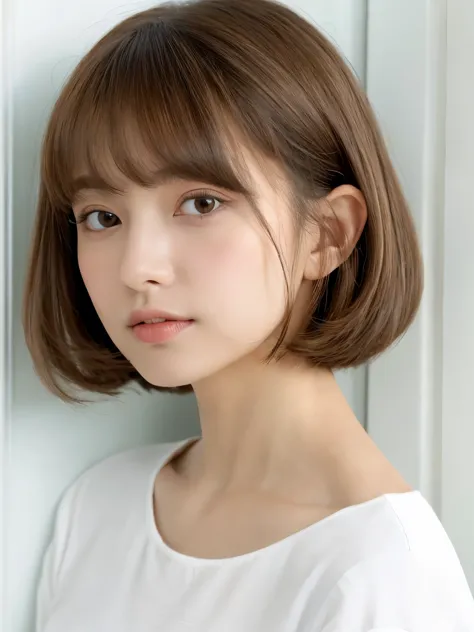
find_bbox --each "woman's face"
[72,148,311,388]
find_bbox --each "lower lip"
[131,320,194,343]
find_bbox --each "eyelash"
[72,189,227,228]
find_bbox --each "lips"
[131,318,194,344]
[128,309,191,327]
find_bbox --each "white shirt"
[36,437,474,632]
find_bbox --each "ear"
[303,185,367,281]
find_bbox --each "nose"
[119,223,175,291]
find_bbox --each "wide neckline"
[146,436,421,567]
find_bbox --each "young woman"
[23,0,474,630]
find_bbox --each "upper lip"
[128,309,191,327]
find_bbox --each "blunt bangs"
[44,20,263,212]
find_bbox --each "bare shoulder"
[333,451,413,511]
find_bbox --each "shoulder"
[57,439,188,521]
[316,549,474,631]
[313,493,474,631]
[45,440,188,575]
[36,439,188,627]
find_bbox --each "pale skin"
[73,145,411,559]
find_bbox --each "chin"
[135,363,208,389]
[148,377,193,389]
[138,371,192,389]
[129,345,254,389]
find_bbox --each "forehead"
[71,141,287,203]
[71,166,203,201]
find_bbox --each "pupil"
[100,211,116,227]
[196,198,214,214]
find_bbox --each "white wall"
[0,1,368,631]
[0,0,12,626]
[441,0,474,592]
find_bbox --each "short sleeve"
[316,550,474,632]
[35,474,88,632]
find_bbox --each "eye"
[178,192,225,217]
[74,210,120,231]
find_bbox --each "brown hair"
[23,0,423,404]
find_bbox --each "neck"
[188,353,369,499]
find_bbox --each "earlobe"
[303,185,368,281]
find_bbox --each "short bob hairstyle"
[23,0,423,403]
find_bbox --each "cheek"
[188,222,287,337]
[77,240,118,317]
